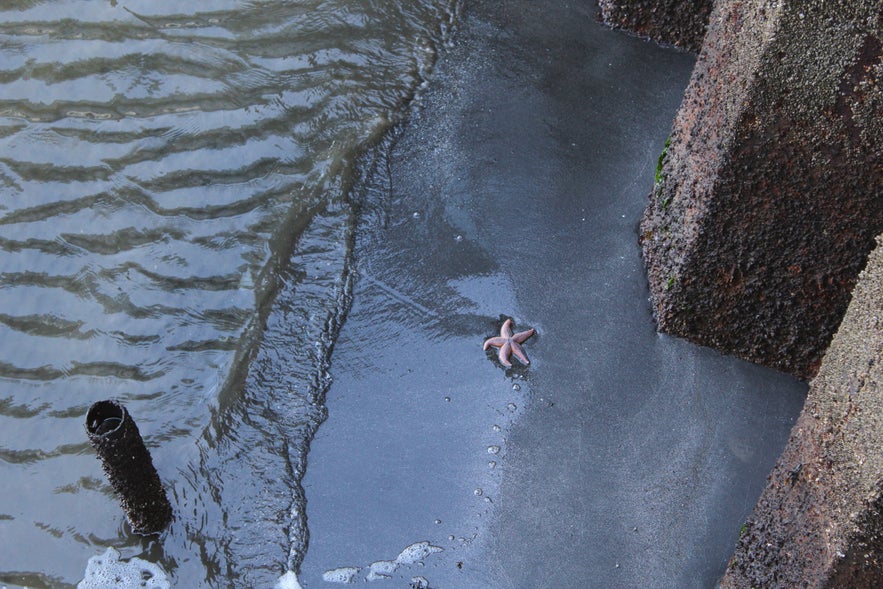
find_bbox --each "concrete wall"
[721,234,883,587]
[639,0,883,379]
[602,0,883,584]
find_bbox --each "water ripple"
[0,0,459,585]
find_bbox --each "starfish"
[483,319,536,367]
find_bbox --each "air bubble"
[474,488,483,496]
[487,445,500,454]
[506,403,517,412]
[488,461,496,469]
[454,234,463,242]
[492,424,501,432]
[512,383,521,391]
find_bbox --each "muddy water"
[0,1,457,586]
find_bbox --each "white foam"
[324,540,444,584]
[395,541,443,565]
[321,566,360,583]
[366,560,397,581]
[275,570,303,589]
[78,547,169,589]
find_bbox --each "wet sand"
[297,1,807,587]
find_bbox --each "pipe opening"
[85,399,172,534]
[86,400,125,438]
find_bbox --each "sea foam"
[275,570,304,589]
[77,547,169,589]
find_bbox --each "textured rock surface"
[639,0,883,379]
[721,234,883,588]
[597,0,712,52]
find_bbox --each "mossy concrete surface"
[721,234,883,588]
[639,0,883,379]
[597,0,712,51]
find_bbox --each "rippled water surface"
[0,1,457,586]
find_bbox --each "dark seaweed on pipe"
[86,400,172,535]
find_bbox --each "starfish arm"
[511,328,535,344]
[510,341,531,365]
[500,318,513,338]
[498,341,513,367]
[483,336,506,350]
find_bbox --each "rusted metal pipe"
[86,400,172,535]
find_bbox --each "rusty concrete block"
[721,234,883,587]
[597,0,712,51]
[639,0,883,379]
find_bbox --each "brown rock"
[640,0,883,379]
[721,235,883,588]
[597,0,712,52]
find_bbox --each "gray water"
[0,1,457,586]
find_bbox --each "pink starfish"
[483,319,536,367]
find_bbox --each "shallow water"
[0,1,457,586]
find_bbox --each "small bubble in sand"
[487,445,500,455]
[434,519,442,525]
[506,403,517,412]
[474,488,483,496]
[492,424,501,432]
[488,460,496,469]
[454,234,463,242]
[512,383,521,391]
[444,396,451,402]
